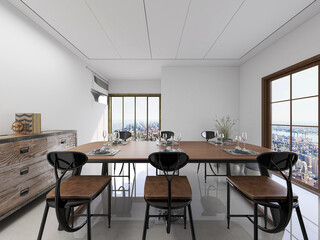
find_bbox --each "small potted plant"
[215,115,237,141]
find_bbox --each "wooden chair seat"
[227,176,298,201]
[47,175,111,201]
[144,176,192,201]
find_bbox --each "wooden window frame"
[262,54,320,194]
[108,94,161,141]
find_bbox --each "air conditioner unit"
[91,75,109,104]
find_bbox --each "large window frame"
[262,54,320,194]
[108,94,161,141]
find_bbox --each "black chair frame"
[115,131,136,178]
[142,152,196,240]
[198,131,226,182]
[227,152,308,240]
[37,152,112,240]
[160,131,174,140]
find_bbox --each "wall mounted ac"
[91,75,109,104]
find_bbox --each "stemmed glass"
[177,132,182,147]
[241,132,248,150]
[102,130,107,142]
[234,135,241,147]
[113,132,119,149]
[220,133,224,145]
[163,133,168,145]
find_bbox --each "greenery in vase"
[215,115,237,140]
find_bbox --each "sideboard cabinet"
[0,130,76,220]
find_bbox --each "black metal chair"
[115,131,135,176]
[160,131,174,140]
[227,152,308,240]
[198,131,217,175]
[142,152,196,240]
[37,151,112,240]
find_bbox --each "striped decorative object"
[15,113,41,135]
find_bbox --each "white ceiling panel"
[177,0,244,59]
[145,0,191,59]
[85,0,150,59]
[205,0,315,59]
[21,0,120,59]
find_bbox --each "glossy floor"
[0,163,318,240]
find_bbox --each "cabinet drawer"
[0,137,48,169]
[0,159,54,192]
[0,170,55,217]
[47,133,76,152]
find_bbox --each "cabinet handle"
[20,188,29,197]
[60,139,66,144]
[20,167,29,175]
[20,147,29,154]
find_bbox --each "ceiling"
[8,0,320,80]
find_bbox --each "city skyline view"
[272,125,318,188]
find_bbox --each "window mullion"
[290,74,292,151]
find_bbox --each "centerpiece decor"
[215,115,237,140]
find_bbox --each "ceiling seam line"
[143,0,152,59]
[175,0,192,59]
[88,58,239,61]
[83,0,122,59]
[20,0,90,60]
[240,0,317,60]
[203,0,247,59]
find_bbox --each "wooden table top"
[67,141,272,164]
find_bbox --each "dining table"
[67,140,272,178]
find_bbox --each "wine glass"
[113,132,119,149]
[220,133,224,145]
[177,132,182,147]
[102,130,107,142]
[241,132,248,150]
[215,130,219,142]
[234,135,240,147]
[163,133,168,145]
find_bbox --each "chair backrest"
[160,131,174,139]
[201,131,215,141]
[256,152,298,234]
[47,151,88,233]
[148,151,189,174]
[119,131,132,141]
[47,151,88,180]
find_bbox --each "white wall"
[239,12,320,145]
[109,79,161,94]
[0,1,107,145]
[161,67,239,140]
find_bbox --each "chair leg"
[37,202,49,240]
[227,182,230,229]
[296,206,308,240]
[184,206,187,229]
[197,163,201,173]
[87,202,91,240]
[119,163,125,175]
[132,163,136,173]
[205,163,207,183]
[254,203,258,240]
[167,206,171,233]
[188,204,196,240]
[264,206,267,228]
[142,203,150,240]
[108,181,112,228]
[217,163,219,173]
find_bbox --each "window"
[108,94,161,141]
[262,55,320,193]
